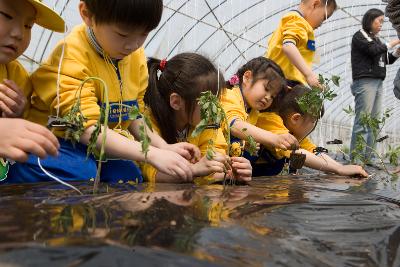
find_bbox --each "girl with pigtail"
[221,57,299,159]
[142,53,252,183]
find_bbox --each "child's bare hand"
[192,152,229,177]
[165,142,201,163]
[389,39,400,48]
[0,119,59,162]
[271,133,299,151]
[230,157,252,182]
[337,165,368,178]
[306,73,322,89]
[0,79,27,118]
[148,148,194,182]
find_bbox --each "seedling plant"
[289,75,340,173]
[344,106,400,175]
[48,77,152,193]
[191,91,257,184]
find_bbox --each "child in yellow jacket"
[266,0,337,88]
[142,53,252,183]
[8,0,197,183]
[253,85,368,177]
[0,0,63,181]
[220,57,299,159]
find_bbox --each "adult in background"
[350,8,400,164]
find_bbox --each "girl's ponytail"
[144,57,177,144]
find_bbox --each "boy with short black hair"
[266,0,337,88]
[9,0,198,183]
[253,85,368,177]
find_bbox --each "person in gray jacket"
[384,0,400,101]
[385,0,400,100]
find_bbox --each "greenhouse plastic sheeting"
[22,0,400,146]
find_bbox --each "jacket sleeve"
[31,44,100,129]
[282,15,309,45]
[352,32,388,57]
[220,88,247,126]
[385,52,399,65]
[394,67,400,99]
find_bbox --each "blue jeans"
[5,138,143,184]
[350,78,383,161]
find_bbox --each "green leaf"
[191,120,208,138]
[246,135,258,156]
[343,105,355,115]
[143,115,153,131]
[206,149,215,160]
[192,90,232,160]
[296,74,338,118]
[331,75,340,87]
[128,106,140,120]
[87,121,101,158]
[139,124,151,158]
[318,74,325,85]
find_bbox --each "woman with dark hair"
[350,8,400,164]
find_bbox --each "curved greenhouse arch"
[23,0,400,149]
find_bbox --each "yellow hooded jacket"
[266,11,315,85]
[29,24,148,136]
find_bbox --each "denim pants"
[350,78,383,161]
[5,138,143,184]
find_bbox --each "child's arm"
[0,119,59,162]
[80,125,193,180]
[282,43,320,87]
[231,120,299,150]
[154,151,230,183]
[299,149,368,177]
[128,119,201,162]
[0,79,27,118]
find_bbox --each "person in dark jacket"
[350,8,400,163]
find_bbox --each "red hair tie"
[159,59,167,71]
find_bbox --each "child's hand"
[230,157,252,182]
[164,142,201,163]
[271,133,299,151]
[191,152,230,177]
[147,148,194,182]
[0,119,59,162]
[305,72,321,89]
[337,165,368,178]
[0,79,27,118]
[388,39,400,48]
